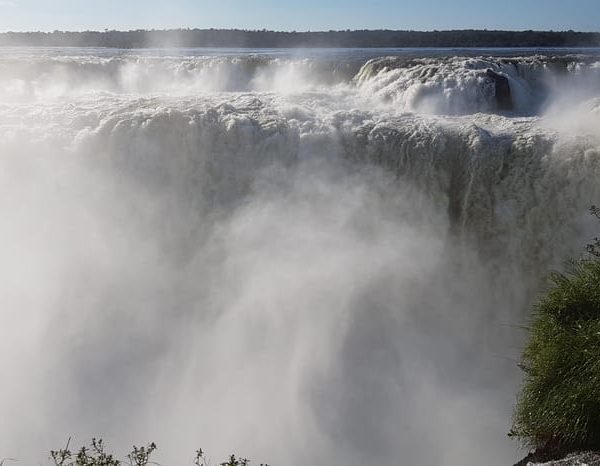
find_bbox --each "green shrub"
[511,219,600,453]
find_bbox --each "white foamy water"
[0,47,599,466]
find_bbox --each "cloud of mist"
[539,63,600,134]
[0,140,525,465]
[0,54,354,102]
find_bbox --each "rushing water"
[0,47,599,466]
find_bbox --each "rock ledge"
[527,452,600,465]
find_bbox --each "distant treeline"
[1,29,599,48]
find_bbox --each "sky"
[0,0,599,32]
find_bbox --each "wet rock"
[486,69,513,111]
[517,452,600,466]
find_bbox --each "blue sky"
[0,0,599,32]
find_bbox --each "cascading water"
[0,47,599,466]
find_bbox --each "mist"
[0,47,599,466]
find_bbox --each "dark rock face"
[486,69,513,111]
[516,452,600,466]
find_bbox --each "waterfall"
[0,48,599,466]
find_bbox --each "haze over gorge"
[0,40,599,466]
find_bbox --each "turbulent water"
[1,47,600,466]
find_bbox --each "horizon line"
[1,27,599,34]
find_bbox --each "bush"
[511,210,600,454]
[48,439,267,466]
[50,439,154,466]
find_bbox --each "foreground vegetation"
[511,208,600,459]
[45,439,267,466]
